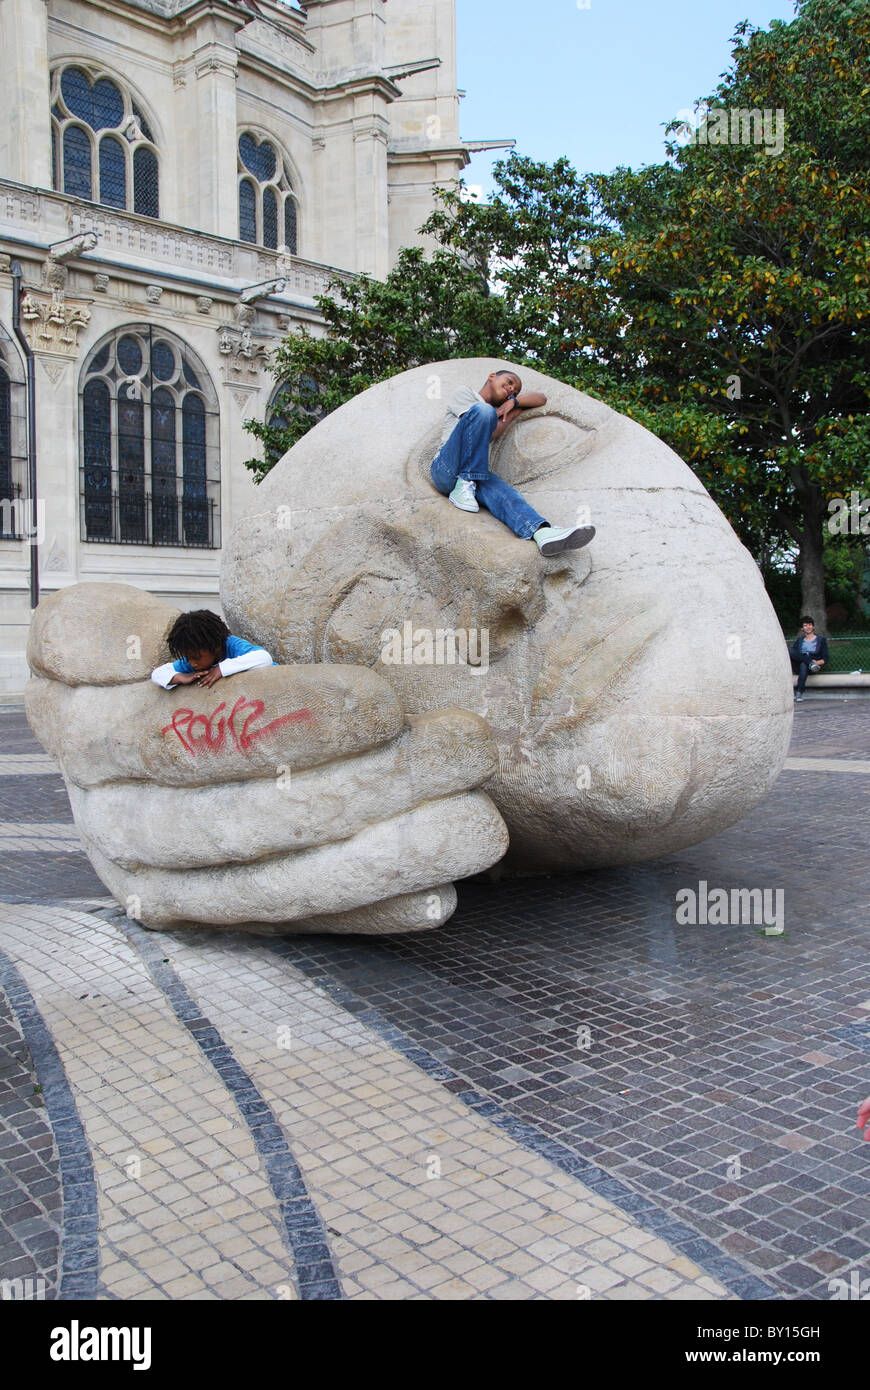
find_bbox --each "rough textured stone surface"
[24,584,508,933]
[222,359,794,871]
[27,582,180,687]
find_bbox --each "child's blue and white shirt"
[151,636,274,689]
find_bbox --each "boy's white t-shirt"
[440,387,486,446]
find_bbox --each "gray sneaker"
[534,524,596,556]
[449,479,479,512]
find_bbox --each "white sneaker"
[449,479,479,512]
[534,524,596,556]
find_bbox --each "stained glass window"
[263,187,278,250]
[118,381,145,542]
[82,379,112,540]
[238,133,297,254]
[0,365,10,510]
[151,387,177,545]
[284,197,297,257]
[88,344,111,375]
[151,341,175,382]
[52,65,159,218]
[182,395,208,546]
[116,335,142,377]
[239,133,276,182]
[80,330,219,548]
[99,135,126,209]
[63,126,92,200]
[133,146,159,219]
[239,179,256,245]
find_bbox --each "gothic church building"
[0,0,500,689]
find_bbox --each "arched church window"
[51,65,159,218]
[0,332,27,540]
[238,132,298,253]
[79,327,220,548]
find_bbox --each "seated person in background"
[789,615,829,702]
[152,610,273,691]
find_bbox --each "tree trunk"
[798,506,827,634]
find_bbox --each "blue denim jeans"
[790,654,818,694]
[430,401,548,541]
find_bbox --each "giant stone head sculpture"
[223,359,793,871]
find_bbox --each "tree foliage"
[242,246,511,480]
[246,0,870,626]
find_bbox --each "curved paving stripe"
[267,942,778,1301]
[119,920,340,1300]
[138,921,735,1300]
[0,949,97,1299]
[0,904,324,1300]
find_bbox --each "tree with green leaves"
[242,244,511,481]
[247,0,870,629]
[426,0,870,627]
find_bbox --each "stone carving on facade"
[21,293,91,354]
[145,284,163,304]
[234,277,287,329]
[44,539,69,573]
[0,254,10,274]
[41,233,99,295]
[1,185,40,225]
[228,385,256,414]
[196,296,213,314]
[217,325,270,379]
[38,357,69,387]
[68,208,235,276]
[239,20,314,72]
[94,274,110,292]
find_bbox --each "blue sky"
[456,0,799,195]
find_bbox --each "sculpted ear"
[227,499,569,668]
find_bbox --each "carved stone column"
[0,0,52,188]
[182,8,244,239]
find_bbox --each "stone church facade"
[0,0,505,690]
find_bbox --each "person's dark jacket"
[790,633,830,667]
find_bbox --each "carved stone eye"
[492,414,597,486]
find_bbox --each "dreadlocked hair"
[167,610,230,661]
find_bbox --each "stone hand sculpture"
[24,583,508,933]
[222,359,794,871]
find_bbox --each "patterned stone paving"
[0,982,61,1296]
[0,697,868,1301]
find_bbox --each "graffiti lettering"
[162,696,313,756]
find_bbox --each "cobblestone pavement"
[0,697,868,1301]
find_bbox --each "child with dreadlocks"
[151,610,274,691]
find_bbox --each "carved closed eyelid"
[491,413,597,486]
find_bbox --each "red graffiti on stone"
[161,696,313,756]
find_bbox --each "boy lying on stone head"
[431,369,596,557]
[151,609,273,691]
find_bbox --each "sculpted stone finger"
[27,582,180,686]
[66,708,497,869]
[84,790,509,927]
[279,885,458,935]
[123,886,460,936]
[25,664,404,788]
